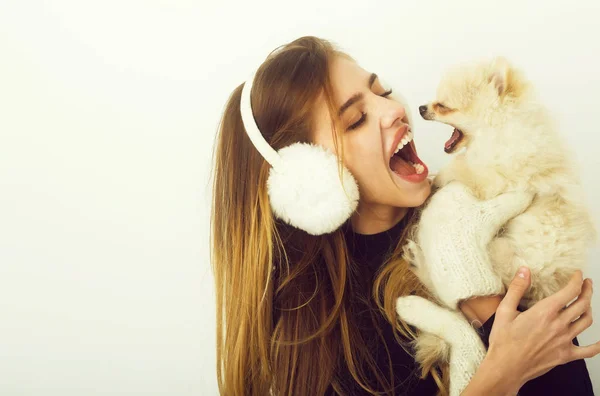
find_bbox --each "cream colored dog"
[415,57,596,306]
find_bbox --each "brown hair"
[210,36,448,395]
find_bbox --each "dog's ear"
[489,57,511,96]
[489,57,527,98]
[489,56,514,96]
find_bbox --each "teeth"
[409,161,424,174]
[393,131,414,154]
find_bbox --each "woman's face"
[311,56,431,210]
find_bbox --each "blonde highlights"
[211,36,448,395]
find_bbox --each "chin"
[394,179,432,208]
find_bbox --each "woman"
[211,36,598,395]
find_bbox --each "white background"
[1,1,598,395]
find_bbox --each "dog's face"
[419,57,526,154]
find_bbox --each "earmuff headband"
[239,73,283,169]
[237,70,359,235]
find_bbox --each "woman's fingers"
[496,266,531,322]
[561,278,593,323]
[569,340,600,361]
[568,306,594,339]
[548,270,583,309]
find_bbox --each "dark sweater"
[323,218,594,395]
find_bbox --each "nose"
[380,101,406,130]
[419,105,428,116]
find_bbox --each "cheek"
[341,133,385,184]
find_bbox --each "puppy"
[415,57,596,306]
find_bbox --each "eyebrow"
[338,73,378,116]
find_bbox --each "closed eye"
[347,89,394,131]
[434,102,455,115]
[348,113,366,131]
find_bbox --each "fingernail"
[518,266,528,278]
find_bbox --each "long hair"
[210,36,448,395]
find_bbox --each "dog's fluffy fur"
[407,57,596,368]
[418,56,595,305]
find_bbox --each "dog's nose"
[419,105,428,115]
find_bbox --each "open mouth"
[389,128,429,182]
[444,128,464,153]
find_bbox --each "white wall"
[1,1,598,395]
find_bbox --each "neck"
[350,201,407,235]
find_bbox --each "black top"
[324,218,595,395]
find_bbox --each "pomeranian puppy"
[414,57,595,306]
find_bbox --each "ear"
[488,57,511,96]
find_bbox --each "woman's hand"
[463,267,600,395]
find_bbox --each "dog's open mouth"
[445,128,464,153]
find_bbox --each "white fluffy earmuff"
[239,72,359,235]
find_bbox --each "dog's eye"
[437,103,447,109]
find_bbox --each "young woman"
[211,36,598,395]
